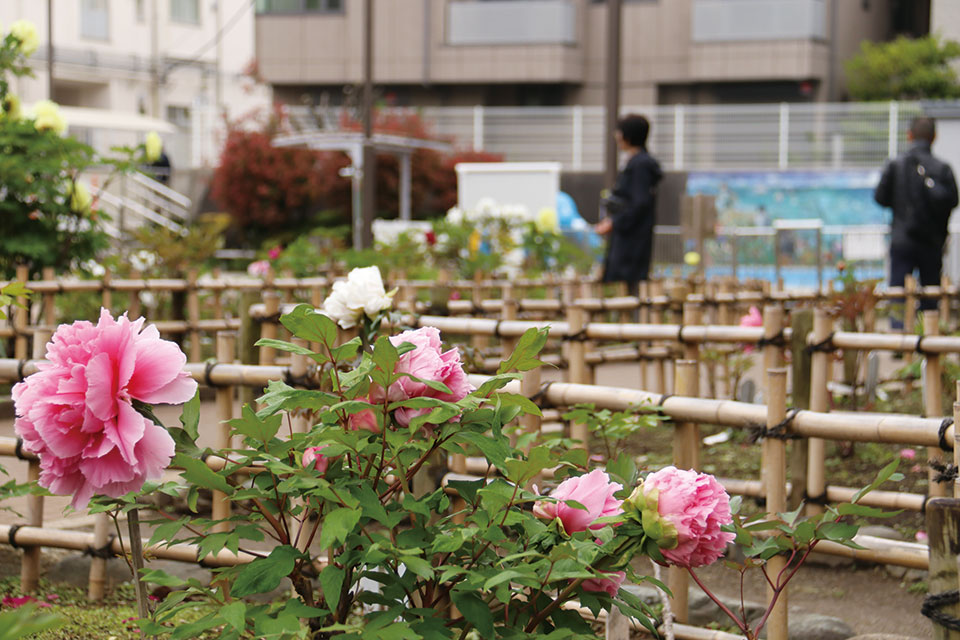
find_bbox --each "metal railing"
[287,101,929,172]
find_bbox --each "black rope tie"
[14,438,28,461]
[283,366,319,390]
[804,332,836,355]
[930,459,958,485]
[916,335,932,357]
[563,328,588,342]
[803,490,829,506]
[254,312,282,324]
[200,451,212,463]
[84,533,116,559]
[492,321,503,339]
[676,326,686,344]
[656,393,673,408]
[8,524,22,550]
[747,408,802,443]
[939,418,954,452]
[923,590,960,631]
[16,359,27,382]
[204,360,219,388]
[531,381,554,407]
[756,329,787,349]
[472,302,485,316]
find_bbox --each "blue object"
[557,191,602,250]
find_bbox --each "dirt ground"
[0,359,939,638]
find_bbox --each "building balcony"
[446,0,576,46]
[691,0,827,43]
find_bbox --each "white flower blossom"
[321,266,393,329]
[130,250,157,273]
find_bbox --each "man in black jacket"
[875,116,958,318]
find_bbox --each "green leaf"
[780,504,804,527]
[253,338,316,356]
[498,327,550,374]
[318,507,362,550]
[319,564,345,612]
[852,459,899,504]
[504,445,553,484]
[279,304,337,346]
[451,592,494,639]
[139,568,186,588]
[817,522,860,542]
[483,570,524,591]
[456,431,510,472]
[179,389,201,442]
[446,479,484,505]
[220,601,246,632]
[229,404,282,444]
[837,503,900,519]
[232,545,302,598]
[174,453,232,495]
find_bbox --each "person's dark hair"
[910,117,936,143]
[617,114,650,148]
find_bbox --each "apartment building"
[255,0,927,109]
[1,0,271,167]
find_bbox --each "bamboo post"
[212,332,237,532]
[86,512,111,601]
[21,330,49,594]
[13,264,29,360]
[925,312,947,498]
[761,305,785,398]
[127,509,150,623]
[471,272,489,353]
[942,275,952,331]
[579,281,598,386]
[717,282,733,399]
[905,275,917,371]
[651,281,666,394]
[566,303,589,450]
[668,360,700,623]
[259,291,280,366]
[101,268,112,312]
[955,398,960,500]
[927,496,960,640]
[238,290,260,409]
[128,271,143,320]
[863,287,877,333]
[500,284,519,361]
[806,308,831,516]
[788,309,813,510]
[289,338,311,435]
[41,267,56,328]
[764,368,789,640]
[187,269,202,363]
[212,268,224,321]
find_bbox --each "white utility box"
[455,162,561,214]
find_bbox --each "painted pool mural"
[682,170,889,288]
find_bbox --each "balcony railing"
[692,0,827,43]
[447,0,576,46]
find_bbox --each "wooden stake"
[668,359,700,624]
[788,309,813,510]
[101,269,112,312]
[238,290,259,409]
[925,312,947,498]
[807,309,831,516]
[566,303,589,450]
[127,509,150,624]
[212,332,237,532]
[187,269,201,363]
[13,264,29,361]
[764,368,789,640]
[259,292,280,366]
[926,497,960,640]
[41,267,56,328]
[761,305,784,397]
[87,513,111,601]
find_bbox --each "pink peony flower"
[582,570,625,597]
[247,260,271,277]
[268,245,283,260]
[348,406,380,433]
[533,468,623,534]
[382,327,474,428]
[2,595,50,609]
[739,306,763,354]
[899,448,916,460]
[916,530,928,542]
[302,446,329,474]
[13,309,197,509]
[631,466,735,568]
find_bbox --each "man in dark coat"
[595,114,663,292]
[874,116,958,317]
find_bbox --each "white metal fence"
[288,101,928,172]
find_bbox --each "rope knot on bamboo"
[203,360,220,388]
[254,312,282,324]
[938,417,954,451]
[84,534,116,560]
[747,408,801,443]
[562,328,588,342]
[804,332,836,355]
[7,524,23,550]
[802,490,829,506]
[929,459,958,484]
[915,335,933,357]
[530,382,554,407]
[284,367,320,390]
[15,359,27,382]
[922,590,960,631]
[756,329,787,349]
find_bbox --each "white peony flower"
[68,182,91,213]
[321,266,393,329]
[32,99,66,135]
[81,260,106,277]
[130,250,157,273]
[9,20,39,57]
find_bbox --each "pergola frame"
[273,132,452,247]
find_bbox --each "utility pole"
[359,0,375,249]
[604,0,622,190]
[46,0,54,99]
[215,0,223,116]
[150,0,161,118]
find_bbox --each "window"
[136,0,145,22]
[167,105,192,129]
[80,0,109,40]
[255,0,343,13]
[170,0,200,24]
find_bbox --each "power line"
[162,0,254,77]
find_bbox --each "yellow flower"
[9,20,39,57]
[68,182,92,214]
[684,251,701,266]
[144,131,163,163]
[535,207,559,234]
[32,99,66,135]
[1,93,20,120]
[468,229,481,256]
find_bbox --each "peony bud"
[302,446,329,474]
[144,131,163,163]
